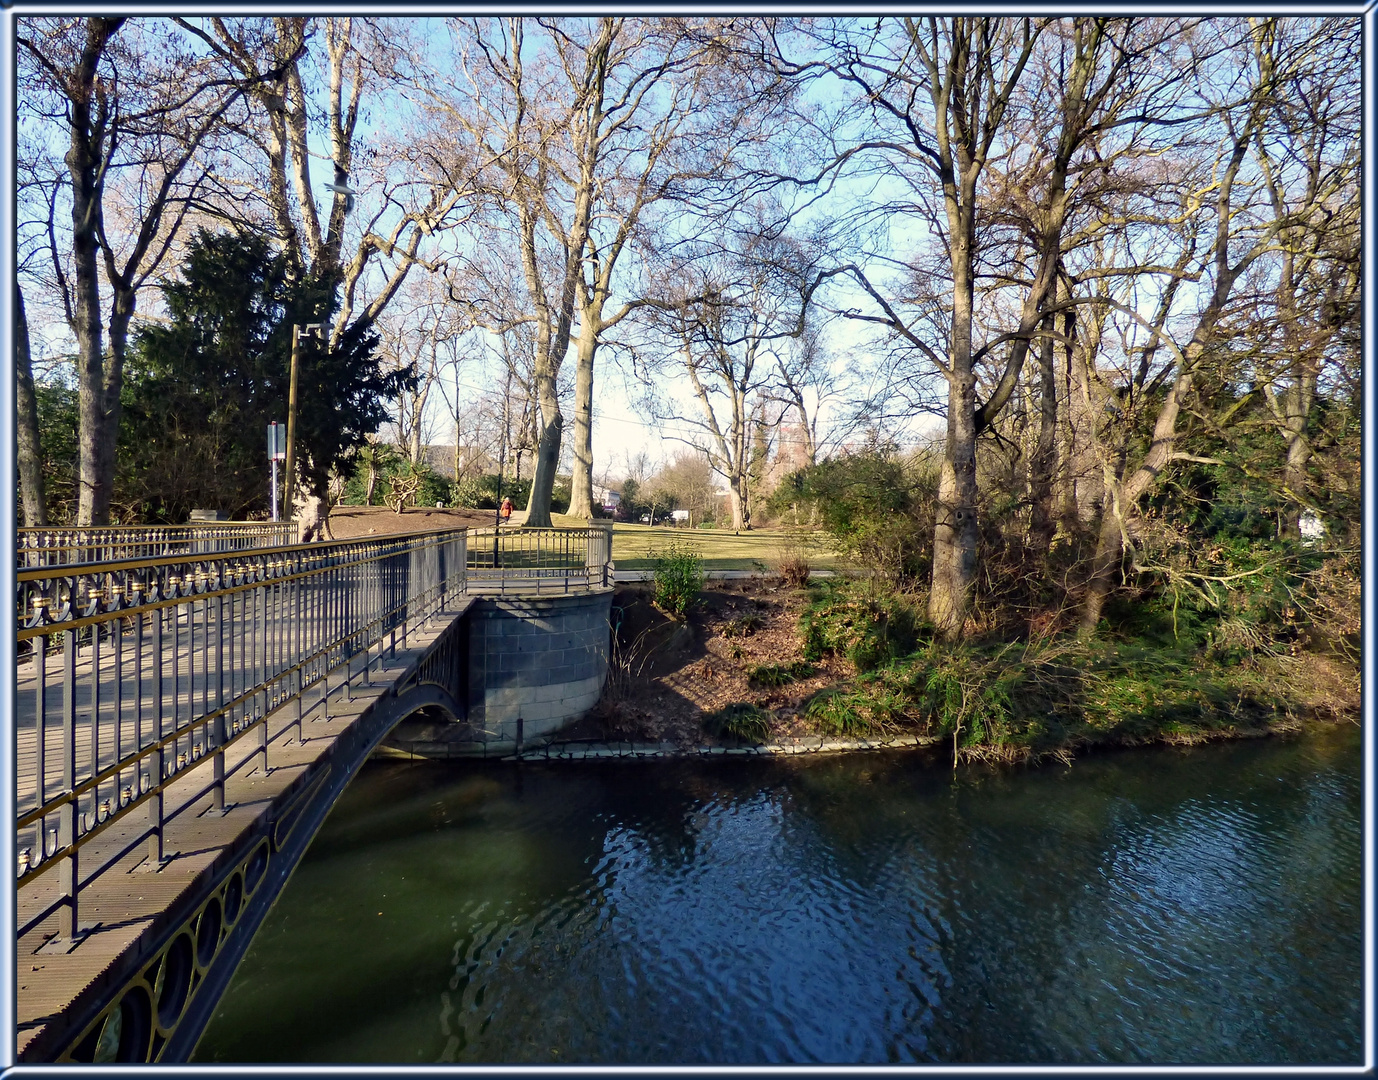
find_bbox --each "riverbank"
[573,577,1360,765]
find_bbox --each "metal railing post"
[60,629,78,939]
[90,616,101,812]
[255,582,269,775]
[149,610,165,866]
[212,592,225,812]
[293,567,304,743]
[34,635,47,822]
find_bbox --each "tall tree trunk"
[727,475,749,532]
[1280,422,1312,537]
[1027,310,1058,555]
[1077,473,1127,637]
[1064,303,1105,528]
[928,227,979,639]
[565,312,598,518]
[1078,357,1201,636]
[15,283,48,527]
[70,20,122,526]
[523,374,562,527]
[94,290,135,521]
[295,484,331,541]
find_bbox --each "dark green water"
[194,724,1364,1065]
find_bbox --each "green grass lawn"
[545,513,842,572]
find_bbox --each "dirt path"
[325,504,499,540]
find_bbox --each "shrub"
[453,474,533,512]
[800,579,929,671]
[798,636,1307,761]
[344,451,454,511]
[768,444,939,583]
[702,702,772,743]
[805,686,883,737]
[650,541,705,618]
[777,554,811,588]
[721,612,762,638]
[747,660,815,687]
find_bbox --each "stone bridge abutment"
[387,589,614,758]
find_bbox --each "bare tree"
[561,18,795,518]
[766,317,846,468]
[1249,19,1361,537]
[418,18,795,525]
[643,224,807,531]
[17,17,253,525]
[413,18,601,526]
[186,16,479,535]
[779,17,1045,634]
[780,17,1214,636]
[648,449,717,524]
[1073,19,1357,634]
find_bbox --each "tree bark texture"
[15,284,48,527]
[565,312,599,519]
[927,210,980,638]
[1027,310,1058,555]
[524,389,563,527]
[68,18,122,525]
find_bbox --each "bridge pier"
[384,588,614,758]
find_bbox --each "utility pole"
[284,323,324,521]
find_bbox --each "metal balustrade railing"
[13,525,612,945]
[14,530,468,942]
[466,524,613,593]
[18,523,300,568]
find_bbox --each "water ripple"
[195,729,1363,1065]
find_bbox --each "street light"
[283,322,326,522]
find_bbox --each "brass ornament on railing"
[76,577,101,619]
[52,576,76,623]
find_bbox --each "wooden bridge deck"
[14,603,467,1060]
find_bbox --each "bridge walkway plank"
[15,606,464,1060]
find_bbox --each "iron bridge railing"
[18,523,300,568]
[13,525,610,945]
[466,524,612,593]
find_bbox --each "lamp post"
[284,322,325,522]
[282,179,354,523]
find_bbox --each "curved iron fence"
[466,523,612,592]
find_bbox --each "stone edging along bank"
[492,734,945,762]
